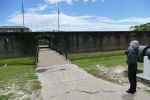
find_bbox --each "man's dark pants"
[128,63,137,92]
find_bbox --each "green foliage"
[130,23,150,31]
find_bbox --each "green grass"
[72,55,124,84]
[68,50,124,60]
[69,51,143,69]
[0,56,41,99]
[85,66,120,83]
[0,95,10,100]
[69,50,144,84]
[73,55,126,68]
[0,65,35,82]
[145,90,150,93]
[0,56,34,66]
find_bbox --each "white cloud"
[116,17,150,24]
[7,10,150,31]
[7,1,150,31]
[83,0,89,2]
[45,0,73,4]
[45,0,98,4]
[27,4,48,13]
[92,0,97,2]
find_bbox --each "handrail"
[34,42,39,68]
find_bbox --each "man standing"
[125,40,139,94]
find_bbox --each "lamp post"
[57,3,60,31]
[21,0,25,27]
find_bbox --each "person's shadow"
[122,94,135,100]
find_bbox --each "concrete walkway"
[36,49,150,100]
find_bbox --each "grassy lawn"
[0,56,41,100]
[69,50,143,69]
[68,50,124,60]
[68,50,148,86]
[0,56,34,66]
[73,55,126,68]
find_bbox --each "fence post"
[34,40,39,68]
[65,49,67,59]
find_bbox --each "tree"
[130,23,150,31]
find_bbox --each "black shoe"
[126,90,135,94]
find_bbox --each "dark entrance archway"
[38,37,50,49]
[35,34,55,49]
[34,34,55,64]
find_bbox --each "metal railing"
[34,43,39,68]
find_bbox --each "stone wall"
[0,33,36,58]
[0,31,150,57]
[51,32,150,53]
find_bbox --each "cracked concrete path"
[36,49,150,100]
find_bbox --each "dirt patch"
[86,65,150,91]
[0,80,42,100]
[0,83,30,99]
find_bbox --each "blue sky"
[0,0,150,31]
